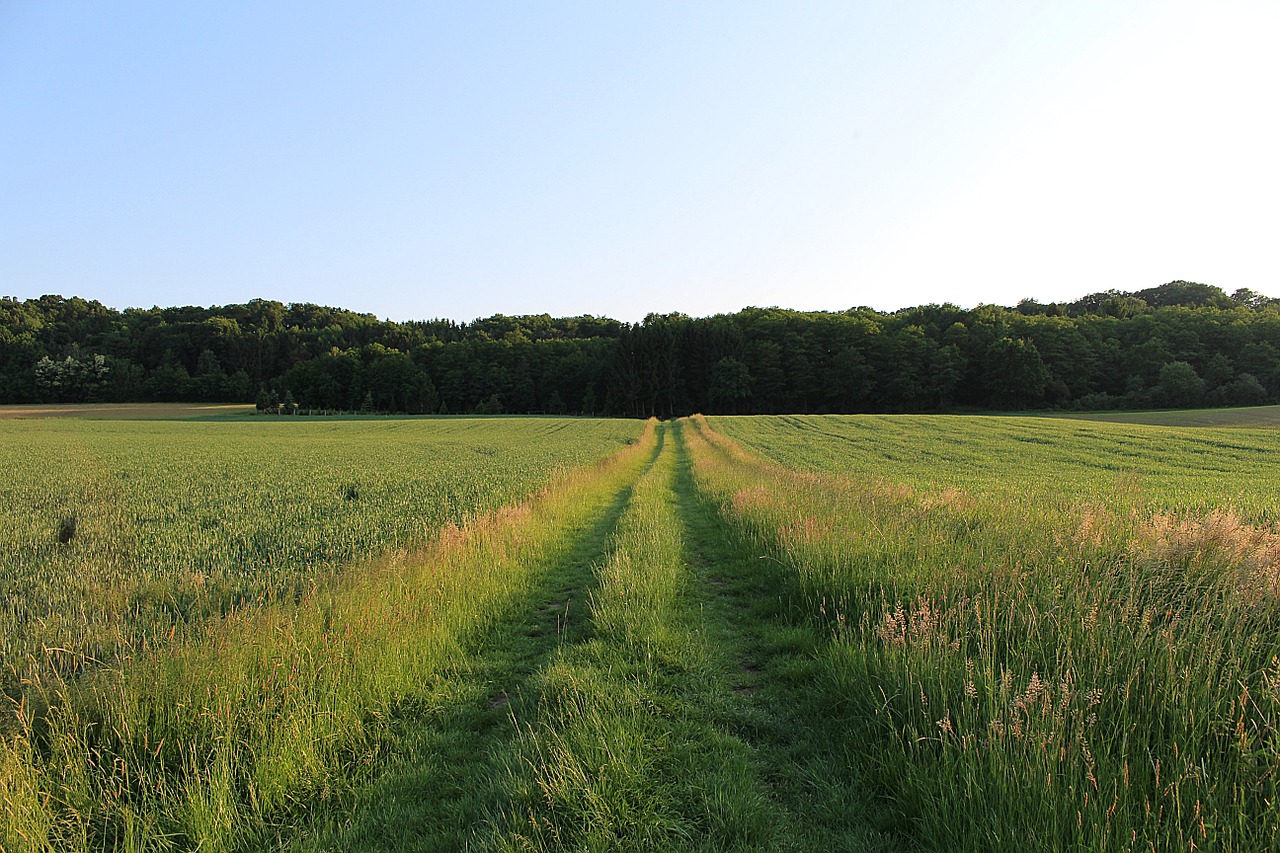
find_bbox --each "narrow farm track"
[478,422,897,851]
[480,422,784,850]
[286,421,898,852]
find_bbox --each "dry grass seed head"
[1138,508,1280,601]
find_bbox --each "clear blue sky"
[3,1,1277,323]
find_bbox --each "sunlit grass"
[0,416,641,695]
[688,414,1280,851]
[711,412,1280,521]
[9,408,1277,850]
[0,416,648,851]
[488,423,779,851]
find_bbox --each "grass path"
[280,421,899,851]
[666,423,899,851]
[481,421,783,850]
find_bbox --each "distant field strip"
[691,414,1280,851]
[0,403,256,420]
[1048,403,1280,428]
[711,412,1280,519]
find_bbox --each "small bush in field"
[57,515,76,544]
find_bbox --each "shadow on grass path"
[667,421,901,852]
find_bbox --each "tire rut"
[668,420,901,852]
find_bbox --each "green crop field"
[3,409,1279,851]
[1047,403,1280,429]
[0,415,641,700]
[709,412,1280,519]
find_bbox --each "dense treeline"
[3,280,1279,416]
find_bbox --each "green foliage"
[473,394,504,415]
[1155,360,1206,408]
[4,285,1280,416]
[1133,279,1233,309]
[707,356,753,412]
[33,353,108,402]
[1222,372,1269,406]
[983,338,1048,407]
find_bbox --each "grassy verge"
[0,422,657,851]
[683,414,1280,851]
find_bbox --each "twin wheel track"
[296,421,894,852]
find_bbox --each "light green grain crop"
[0,416,641,697]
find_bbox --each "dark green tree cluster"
[0,296,620,415]
[2,281,1278,416]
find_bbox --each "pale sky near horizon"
[2,1,1277,323]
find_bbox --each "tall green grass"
[0,419,654,851]
[686,414,1280,851]
[489,423,779,851]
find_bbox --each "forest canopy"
[2,281,1278,417]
